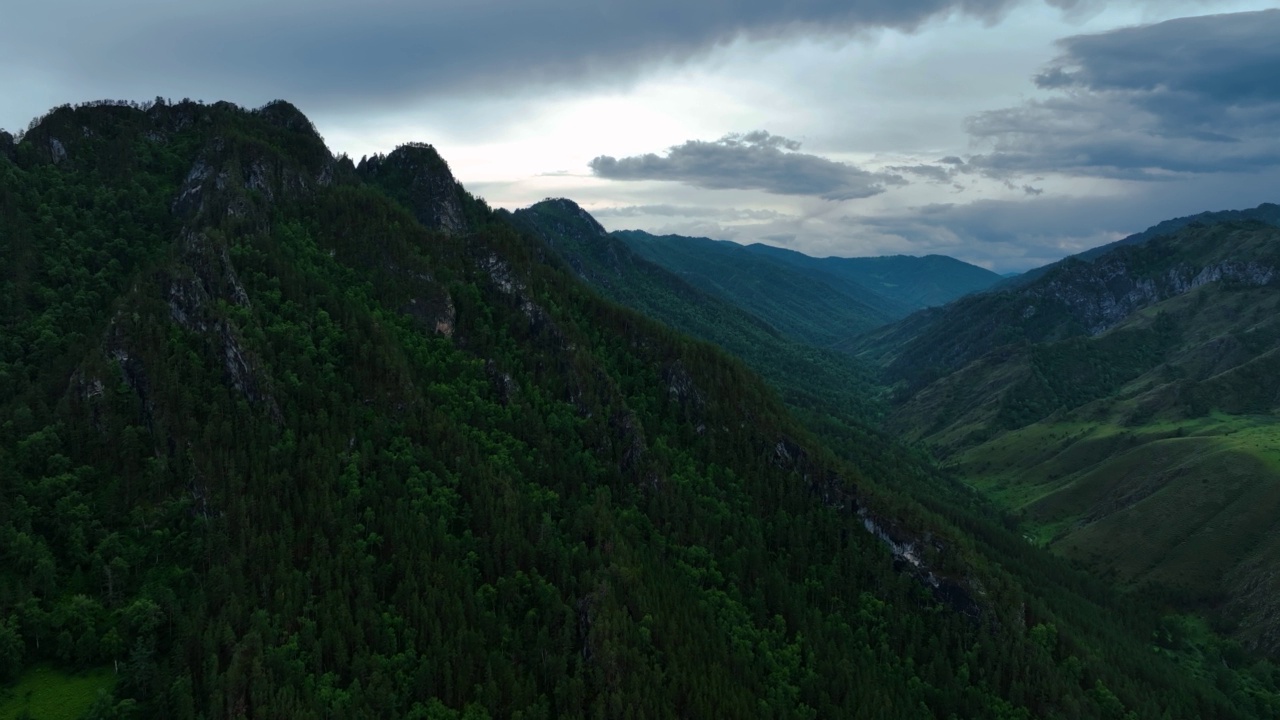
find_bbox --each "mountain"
[858,219,1280,652]
[615,230,904,347]
[615,231,1002,350]
[744,244,1002,310]
[510,199,883,425]
[2,99,1279,719]
[1004,202,1280,289]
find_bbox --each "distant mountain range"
[615,229,1001,348]
[742,242,1002,310]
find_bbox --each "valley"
[528,193,1280,698]
[851,214,1280,653]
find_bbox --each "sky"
[3,1,1279,272]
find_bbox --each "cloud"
[0,0,1041,116]
[889,163,959,183]
[964,9,1280,179]
[591,204,791,221]
[589,131,904,200]
[840,165,1280,271]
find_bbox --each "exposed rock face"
[770,433,983,621]
[872,222,1280,394]
[105,324,153,429]
[358,144,469,235]
[165,230,276,413]
[662,360,703,411]
[1028,256,1277,335]
[608,409,646,475]
[173,133,333,222]
[480,251,559,339]
[401,292,455,338]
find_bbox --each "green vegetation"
[2,99,1279,718]
[526,198,1280,717]
[861,220,1280,655]
[612,232,1003,352]
[514,199,886,426]
[0,665,114,720]
[955,413,1280,650]
[743,244,1001,311]
[616,229,904,347]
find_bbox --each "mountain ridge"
[614,229,1002,349]
[743,243,1002,310]
[1002,202,1280,289]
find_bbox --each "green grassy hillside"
[866,222,1280,653]
[0,664,114,720]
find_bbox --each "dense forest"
[2,99,1280,718]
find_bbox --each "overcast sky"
[4,0,1278,272]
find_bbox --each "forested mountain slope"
[615,230,905,347]
[857,220,1280,653]
[743,244,1001,311]
[511,198,883,425]
[1,99,1278,719]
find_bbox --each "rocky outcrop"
[165,229,276,414]
[769,434,983,621]
[173,132,333,222]
[662,360,704,412]
[872,222,1280,395]
[401,291,455,338]
[532,198,610,239]
[1028,255,1277,336]
[358,144,469,235]
[479,251,561,341]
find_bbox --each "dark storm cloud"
[590,132,904,200]
[965,9,1280,179]
[592,205,790,221]
[0,0,1049,111]
[889,163,958,183]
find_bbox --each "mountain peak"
[381,141,451,172]
[528,198,609,236]
[357,143,469,234]
[254,99,322,139]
